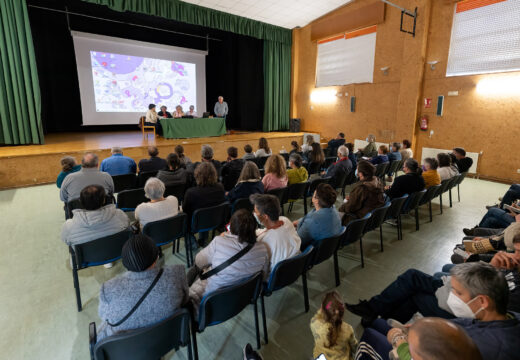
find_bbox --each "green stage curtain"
[0,0,43,144]
[263,40,291,132]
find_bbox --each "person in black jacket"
[452,147,473,173]
[385,158,425,199]
[157,105,173,118]
[138,146,168,173]
[323,145,352,189]
[226,161,264,203]
[221,146,245,191]
[189,144,222,177]
[156,153,188,186]
[327,132,346,157]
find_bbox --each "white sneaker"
[104,262,114,269]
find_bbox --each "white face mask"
[253,212,263,226]
[447,292,483,319]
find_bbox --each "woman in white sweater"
[255,137,273,158]
[135,177,178,230]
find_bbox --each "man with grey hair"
[213,96,228,118]
[189,144,221,175]
[100,147,137,176]
[60,152,114,203]
[322,144,353,189]
[135,177,178,230]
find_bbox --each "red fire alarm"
[424,98,432,108]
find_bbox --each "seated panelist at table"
[157,105,172,118]
[185,105,197,117]
[173,105,184,118]
[144,103,163,135]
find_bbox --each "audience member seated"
[310,291,357,360]
[97,234,188,341]
[100,147,137,176]
[243,144,256,160]
[295,183,343,250]
[498,184,520,209]
[287,154,308,185]
[144,103,162,135]
[339,161,385,225]
[190,144,222,175]
[188,209,269,305]
[357,134,377,158]
[221,146,245,191]
[138,146,167,173]
[369,145,389,165]
[356,317,482,360]
[60,153,114,203]
[174,144,191,166]
[467,204,519,231]
[421,157,441,188]
[135,178,179,230]
[186,105,197,117]
[156,153,188,186]
[251,194,301,273]
[452,147,473,173]
[255,137,273,158]
[437,152,459,181]
[400,139,413,161]
[327,132,346,157]
[226,162,264,203]
[289,141,300,155]
[173,105,184,118]
[385,158,425,199]
[157,105,172,118]
[323,145,353,189]
[262,154,288,191]
[56,156,81,188]
[61,185,129,246]
[345,142,357,170]
[301,134,314,154]
[386,142,402,182]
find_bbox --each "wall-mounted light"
[310,89,337,103]
[476,75,520,96]
[427,61,439,70]
[380,66,390,75]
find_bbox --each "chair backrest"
[112,174,137,193]
[139,116,145,126]
[117,188,148,211]
[310,228,346,267]
[448,175,459,190]
[307,162,321,175]
[266,187,288,206]
[420,184,442,205]
[364,203,391,233]
[232,198,253,213]
[374,162,389,178]
[402,189,427,213]
[324,157,336,169]
[72,229,132,268]
[137,171,158,187]
[455,172,467,185]
[265,246,314,294]
[387,160,401,175]
[142,213,187,247]
[284,182,308,203]
[439,179,451,195]
[66,198,83,219]
[385,194,409,219]
[308,177,330,195]
[191,202,231,233]
[93,308,191,360]
[341,213,371,246]
[396,160,404,173]
[344,170,358,186]
[331,170,348,190]
[164,183,186,203]
[280,153,290,162]
[198,272,263,331]
[250,156,268,169]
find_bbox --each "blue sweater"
[370,155,389,165]
[297,206,343,250]
[100,154,137,176]
[388,151,402,162]
[226,180,264,203]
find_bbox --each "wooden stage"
[0,131,305,189]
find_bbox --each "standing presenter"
[214,95,229,133]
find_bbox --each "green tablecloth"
[160,117,227,139]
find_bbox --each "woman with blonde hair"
[262,154,288,191]
[226,161,264,203]
[255,137,272,157]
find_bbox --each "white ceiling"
[181,0,354,29]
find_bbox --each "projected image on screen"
[90,51,196,112]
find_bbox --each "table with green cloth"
[160,117,227,139]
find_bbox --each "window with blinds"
[316,26,377,87]
[446,0,520,77]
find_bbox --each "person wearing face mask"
[250,194,301,275]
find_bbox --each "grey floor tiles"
[0,178,508,359]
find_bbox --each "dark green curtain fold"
[263,40,291,131]
[82,0,292,131]
[0,0,43,144]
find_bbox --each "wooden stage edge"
[0,130,308,189]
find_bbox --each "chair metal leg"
[397,215,403,240]
[429,201,433,222]
[379,225,384,252]
[457,184,461,202]
[439,194,443,214]
[186,322,193,360]
[333,251,340,286]
[190,320,199,360]
[359,237,365,268]
[72,266,82,312]
[449,188,453,208]
[415,208,419,231]
[302,272,309,313]
[260,296,268,344]
[253,301,261,349]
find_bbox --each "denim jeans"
[500,184,520,208]
[367,269,454,323]
[478,207,516,229]
[356,319,392,360]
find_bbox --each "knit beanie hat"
[122,234,159,272]
[504,222,520,251]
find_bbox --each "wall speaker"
[350,96,356,112]
[290,118,301,132]
[436,95,444,116]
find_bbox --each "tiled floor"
[0,178,508,359]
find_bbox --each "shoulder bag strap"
[200,243,253,280]
[107,268,164,327]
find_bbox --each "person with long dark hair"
[255,137,272,157]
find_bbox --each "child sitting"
[310,291,358,360]
[243,144,256,160]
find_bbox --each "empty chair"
[117,188,147,212]
[266,187,288,214]
[284,182,309,213]
[383,194,409,240]
[307,228,346,287]
[89,308,192,360]
[419,184,442,223]
[142,213,187,259]
[363,202,391,252]
[339,213,371,269]
[69,229,132,311]
[386,160,401,178]
[436,179,452,214]
[303,177,330,214]
[250,156,268,170]
[112,173,137,193]
[191,273,264,359]
[323,156,336,169]
[374,162,389,180]
[344,170,358,187]
[455,172,467,202]
[232,198,253,213]
[137,170,158,187]
[280,152,290,163]
[447,175,460,207]
[307,161,321,175]
[164,183,186,204]
[402,189,427,231]
[260,246,314,344]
